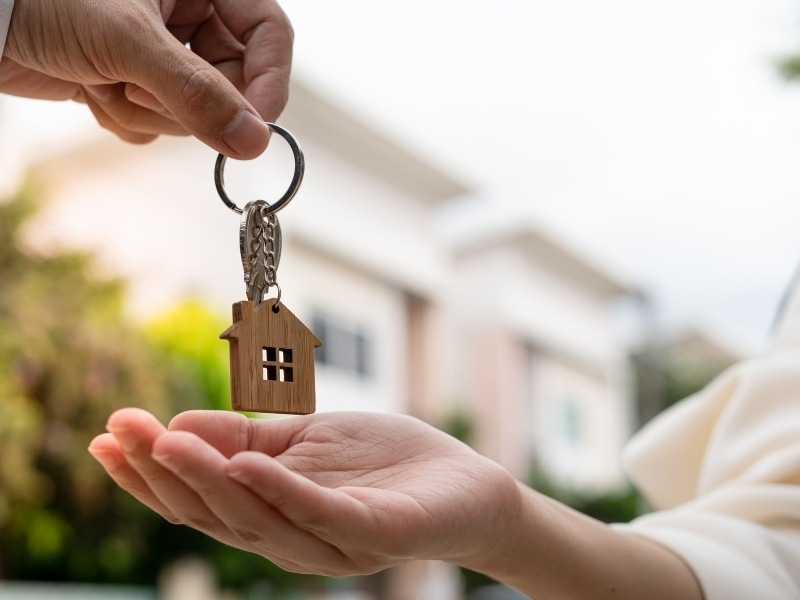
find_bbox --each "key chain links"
[260,206,282,312]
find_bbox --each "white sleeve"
[615,287,800,600]
[0,0,14,64]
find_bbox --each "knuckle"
[182,515,216,532]
[107,4,155,44]
[108,103,139,128]
[180,69,226,120]
[119,478,150,498]
[231,527,265,546]
[295,512,329,536]
[271,558,303,573]
[275,9,295,42]
[92,4,155,73]
[126,133,158,145]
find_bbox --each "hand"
[1,0,293,157]
[89,409,522,575]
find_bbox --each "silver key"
[239,200,282,305]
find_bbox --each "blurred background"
[2,0,800,598]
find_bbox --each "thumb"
[123,34,269,159]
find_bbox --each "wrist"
[453,477,530,577]
[453,482,704,600]
[455,480,537,578]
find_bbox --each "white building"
[448,223,635,488]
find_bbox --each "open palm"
[90,409,521,576]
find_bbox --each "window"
[561,400,582,446]
[312,313,372,378]
[262,347,293,383]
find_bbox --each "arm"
[474,484,702,599]
[90,409,702,599]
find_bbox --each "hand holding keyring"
[1,0,293,158]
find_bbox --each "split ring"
[215,122,305,216]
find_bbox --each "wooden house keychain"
[214,123,321,414]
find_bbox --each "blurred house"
[16,81,634,598]
[633,329,742,427]
[447,223,635,489]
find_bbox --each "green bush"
[0,184,315,593]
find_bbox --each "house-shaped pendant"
[220,299,322,414]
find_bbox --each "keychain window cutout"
[262,347,294,383]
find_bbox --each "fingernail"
[127,87,167,113]
[88,447,120,470]
[106,427,138,454]
[152,452,178,472]
[84,84,115,102]
[221,109,269,157]
[227,469,251,486]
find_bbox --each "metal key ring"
[215,122,305,216]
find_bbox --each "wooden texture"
[220,299,322,414]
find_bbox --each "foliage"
[144,301,231,413]
[0,184,312,592]
[660,355,724,410]
[778,55,800,81]
[527,469,643,524]
[632,340,733,427]
[0,183,170,582]
[442,408,473,445]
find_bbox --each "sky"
[3,0,800,352]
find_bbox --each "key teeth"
[239,200,282,307]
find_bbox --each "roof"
[451,221,637,298]
[280,80,470,204]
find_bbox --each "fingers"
[206,0,293,121]
[168,410,252,458]
[226,450,372,544]
[168,0,214,30]
[190,12,244,66]
[169,410,307,457]
[124,83,170,114]
[83,83,187,139]
[83,92,157,144]
[152,431,354,574]
[105,408,247,551]
[225,450,421,561]
[166,0,214,43]
[115,28,270,158]
[88,433,181,524]
[0,59,83,100]
[189,12,246,92]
